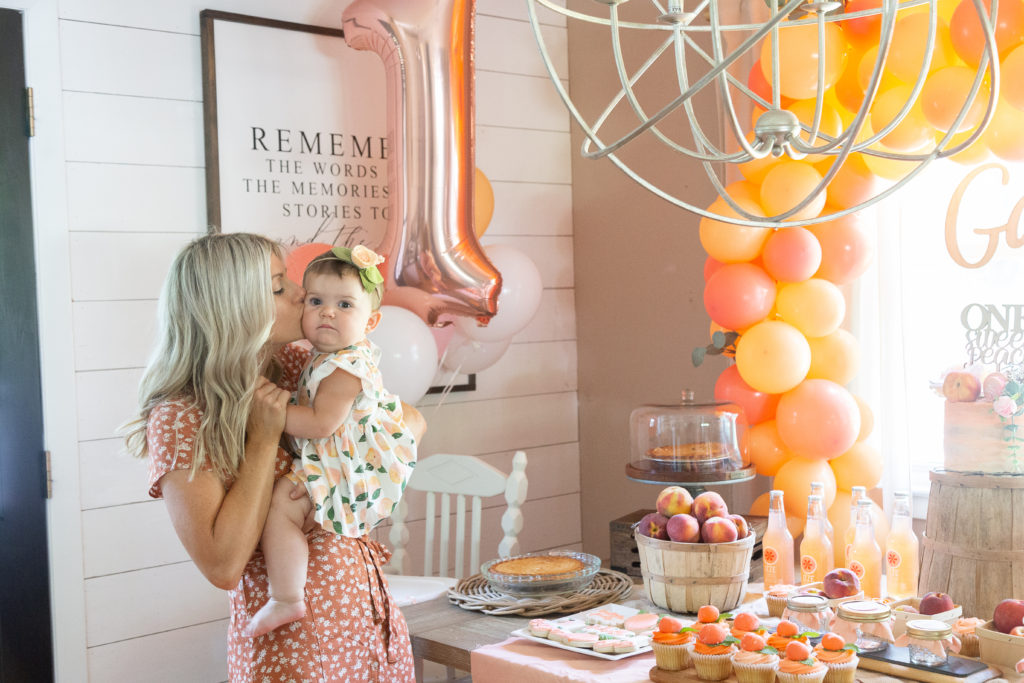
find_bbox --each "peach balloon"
[807,328,861,385]
[852,393,874,442]
[786,99,844,163]
[870,85,934,152]
[760,161,827,221]
[830,441,884,491]
[738,134,780,184]
[762,227,822,283]
[774,456,838,518]
[920,66,990,133]
[474,167,494,238]
[776,278,847,338]
[841,0,883,47]
[724,180,765,208]
[1002,45,1024,111]
[699,196,770,263]
[750,491,805,537]
[704,263,777,330]
[735,320,812,394]
[828,491,889,567]
[824,154,877,210]
[286,242,334,284]
[761,22,848,100]
[777,379,861,460]
[748,59,793,108]
[886,13,958,83]
[715,364,782,426]
[808,212,875,285]
[834,57,867,114]
[949,0,1024,66]
[704,256,725,282]
[856,46,905,95]
[748,420,792,476]
[985,98,1024,161]
[945,127,992,165]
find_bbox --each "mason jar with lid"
[905,619,956,666]
[783,594,830,636]
[835,600,893,653]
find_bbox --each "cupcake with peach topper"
[691,623,739,681]
[651,615,695,671]
[776,640,828,683]
[951,617,986,657]
[813,633,859,683]
[731,612,769,641]
[732,633,780,683]
[766,584,800,618]
[696,604,731,627]
[767,620,816,653]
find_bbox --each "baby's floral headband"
[307,245,386,304]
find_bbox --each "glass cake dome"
[627,390,754,486]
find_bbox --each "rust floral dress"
[146,344,415,683]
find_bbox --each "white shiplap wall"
[29,0,576,680]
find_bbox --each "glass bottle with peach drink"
[885,491,919,600]
[849,498,882,598]
[843,486,867,565]
[800,494,834,585]
[763,490,795,589]
[810,481,834,545]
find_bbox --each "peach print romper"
[146,344,415,682]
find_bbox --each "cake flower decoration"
[984,366,1024,471]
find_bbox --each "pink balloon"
[714,364,781,425]
[286,242,333,285]
[430,325,457,358]
[761,228,823,283]
[776,379,861,460]
[704,256,724,283]
[343,0,500,326]
[703,263,776,331]
[808,213,875,285]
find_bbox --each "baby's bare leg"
[244,478,313,637]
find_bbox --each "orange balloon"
[715,364,782,425]
[760,161,827,221]
[286,242,334,284]
[1002,45,1024,111]
[704,256,725,282]
[943,127,991,165]
[774,456,838,517]
[704,263,777,330]
[760,23,849,100]
[830,441,884,490]
[823,154,878,210]
[762,227,822,283]
[738,133,781,184]
[920,65,990,132]
[474,167,494,237]
[852,393,874,442]
[723,180,764,208]
[827,491,889,566]
[808,212,875,285]
[776,278,847,338]
[949,0,1024,66]
[786,99,844,162]
[750,491,805,537]
[857,46,905,95]
[841,0,884,48]
[749,420,792,476]
[748,58,794,108]
[776,379,861,460]
[985,98,1024,161]
[870,85,934,152]
[735,320,812,394]
[834,55,868,114]
[886,13,958,83]
[699,196,770,263]
[807,329,861,385]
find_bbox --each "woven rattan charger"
[447,568,635,617]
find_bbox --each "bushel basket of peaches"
[635,487,754,613]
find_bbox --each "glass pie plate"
[480,550,601,597]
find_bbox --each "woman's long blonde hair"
[124,233,279,481]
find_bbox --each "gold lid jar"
[837,600,892,623]
[836,600,893,654]
[626,391,753,485]
[905,619,955,666]
[783,595,830,635]
[905,619,953,640]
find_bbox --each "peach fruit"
[820,633,846,650]
[994,598,1024,634]
[776,620,799,638]
[692,491,730,524]
[729,514,750,539]
[698,622,728,645]
[785,640,812,661]
[701,516,739,543]
[656,485,694,517]
[638,512,670,540]
[984,372,1009,398]
[942,371,981,402]
[919,591,955,615]
[734,612,760,632]
[1010,625,1024,637]
[698,605,721,623]
[741,632,767,651]
[823,567,861,598]
[658,616,686,633]
[666,513,701,543]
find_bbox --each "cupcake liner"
[691,651,734,681]
[958,632,980,658]
[821,657,858,683]
[776,669,829,683]
[733,659,779,683]
[767,594,790,618]
[652,642,692,671]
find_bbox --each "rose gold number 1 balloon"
[343,0,501,326]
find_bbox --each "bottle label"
[886,549,902,569]
[849,559,866,579]
[763,546,779,566]
[801,554,817,576]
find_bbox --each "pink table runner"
[470,636,657,683]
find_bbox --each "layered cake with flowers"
[939,364,1024,473]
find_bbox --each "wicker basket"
[635,529,754,614]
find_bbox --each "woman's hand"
[247,376,290,446]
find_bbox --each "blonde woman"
[125,233,418,682]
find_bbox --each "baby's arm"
[286,369,361,439]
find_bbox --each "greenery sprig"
[692,330,739,367]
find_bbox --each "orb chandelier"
[526,0,1000,227]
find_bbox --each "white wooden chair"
[386,451,528,605]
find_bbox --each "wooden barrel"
[634,530,753,613]
[919,469,1024,621]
